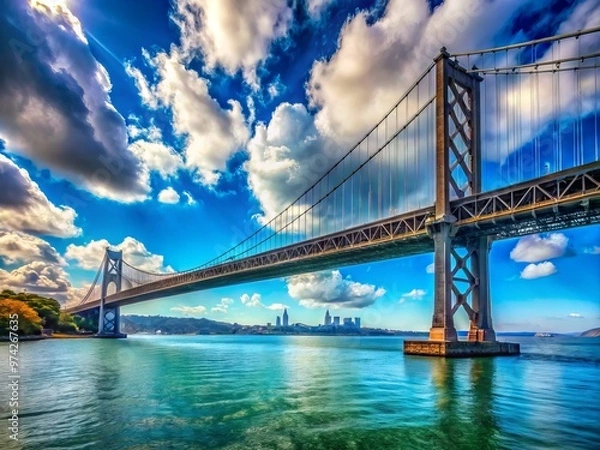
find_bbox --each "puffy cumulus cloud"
[520,261,557,280]
[245,102,341,223]
[0,260,77,303]
[286,270,385,309]
[240,293,264,307]
[584,246,600,255]
[128,50,249,186]
[400,288,427,303]
[170,305,207,316]
[172,0,293,86]
[158,187,180,204]
[0,155,80,237]
[306,0,549,143]
[65,237,174,273]
[510,234,569,263]
[425,263,435,274]
[129,141,183,179]
[0,2,149,202]
[126,118,183,179]
[211,297,234,313]
[0,231,65,266]
[568,313,584,319]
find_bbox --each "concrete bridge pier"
[404,50,518,357]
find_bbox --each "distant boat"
[534,332,554,337]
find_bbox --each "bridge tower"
[405,50,518,356]
[97,248,126,337]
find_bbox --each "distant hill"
[122,315,234,335]
[581,327,600,337]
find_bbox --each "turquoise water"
[0,335,599,449]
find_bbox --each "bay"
[1,335,599,449]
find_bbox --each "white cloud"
[0,260,78,304]
[0,231,65,266]
[510,234,569,263]
[65,237,174,273]
[0,155,80,237]
[235,295,286,311]
[170,305,207,316]
[240,293,263,308]
[129,141,183,179]
[171,0,293,86]
[129,50,249,186]
[568,313,584,319]
[182,191,197,205]
[125,64,158,109]
[307,0,335,17]
[211,297,234,313]
[400,288,427,302]
[245,102,341,223]
[307,0,523,142]
[425,263,435,274]
[286,270,385,309]
[158,187,180,204]
[520,261,558,280]
[265,302,289,311]
[584,246,600,255]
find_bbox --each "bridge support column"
[96,248,127,338]
[467,236,496,343]
[404,49,518,356]
[429,219,458,342]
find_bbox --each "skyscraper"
[354,317,361,329]
[333,316,340,326]
[283,309,289,327]
[324,309,331,325]
[276,316,281,327]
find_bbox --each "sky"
[0,0,599,333]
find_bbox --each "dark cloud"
[0,156,32,208]
[0,2,148,201]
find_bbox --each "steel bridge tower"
[406,50,519,356]
[97,248,126,338]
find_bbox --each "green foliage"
[73,314,97,332]
[0,290,80,334]
[57,312,78,333]
[24,296,61,328]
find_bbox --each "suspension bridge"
[67,28,600,355]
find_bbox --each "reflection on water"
[0,336,598,450]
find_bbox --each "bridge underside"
[68,229,433,314]
[68,161,600,317]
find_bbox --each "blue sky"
[0,0,599,333]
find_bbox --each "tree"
[56,312,78,333]
[73,314,97,332]
[24,296,61,329]
[0,299,43,335]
